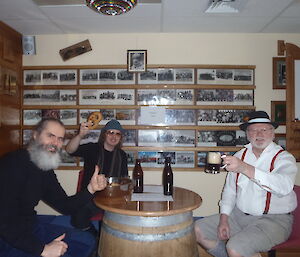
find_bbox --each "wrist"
[220,213,228,222]
[77,133,84,140]
[87,184,95,194]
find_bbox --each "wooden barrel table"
[94,186,202,257]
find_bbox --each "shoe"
[84,224,98,238]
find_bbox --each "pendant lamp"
[86,0,138,15]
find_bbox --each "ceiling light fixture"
[86,0,138,15]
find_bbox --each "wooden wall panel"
[0,21,22,157]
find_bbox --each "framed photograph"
[197,68,253,85]
[138,129,195,147]
[22,130,33,145]
[138,151,158,167]
[23,110,42,125]
[165,109,196,125]
[175,151,195,168]
[125,151,136,167]
[23,89,76,105]
[196,89,254,106]
[271,101,286,125]
[79,69,134,85]
[127,50,147,72]
[123,129,137,146]
[9,73,18,95]
[24,69,77,85]
[175,69,194,84]
[4,72,10,94]
[157,152,176,165]
[60,150,77,167]
[137,68,194,84]
[79,89,134,105]
[197,130,248,147]
[116,109,136,125]
[197,152,207,168]
[272,57,286,89]
[233,69,254,85]
[197,109,249,126]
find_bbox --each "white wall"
[24,33,300,216]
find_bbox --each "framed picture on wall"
[271,100,286,125]
[127,50,147,72]
[24,69,77,85]
[272,57,286,89]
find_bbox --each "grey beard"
[27,140,61,171]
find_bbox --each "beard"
[27,140,62,171]
[249,137,273,150]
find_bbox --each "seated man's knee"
[194,223,205,243]
[226,247,242,257]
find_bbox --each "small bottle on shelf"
[132,159,143,193]
[162,157,173,196]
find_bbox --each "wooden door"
[284,42,300,161]
[0,21,22,157]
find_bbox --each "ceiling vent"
[205,0,247,13]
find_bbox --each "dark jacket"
[71,143,128,190]
[0,149,93,255]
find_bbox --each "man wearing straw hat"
[194,110,298,257]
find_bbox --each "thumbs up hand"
[87,165,107,194]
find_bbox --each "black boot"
[84,224,98,238]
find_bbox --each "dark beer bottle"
[132,159,143,193]
[162,157,173,196]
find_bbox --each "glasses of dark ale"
[205,152,222,174]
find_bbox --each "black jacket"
[71,143,128,190]
[0,149,93,255]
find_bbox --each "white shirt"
[220,142,298,216]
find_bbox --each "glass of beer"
[205,152,222,174]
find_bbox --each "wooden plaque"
[59,39,92,61]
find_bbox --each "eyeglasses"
[247,127,273,135]
[106,130,122,137]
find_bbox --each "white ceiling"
[1,0,300,36]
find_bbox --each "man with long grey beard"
[0,118,107,257]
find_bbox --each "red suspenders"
[235,148,284,214]
[263,149,285,214]
[236,148,248,192]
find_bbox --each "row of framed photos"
[21,129,286,168]
[22,128,248,148]
[23,89,254,106]
[23,108,252,126]
[22,145,287,168]
[55,150,235,169]
[23,68,254,86]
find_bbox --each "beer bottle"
[162,157,173,196]
[132,159,143,193]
